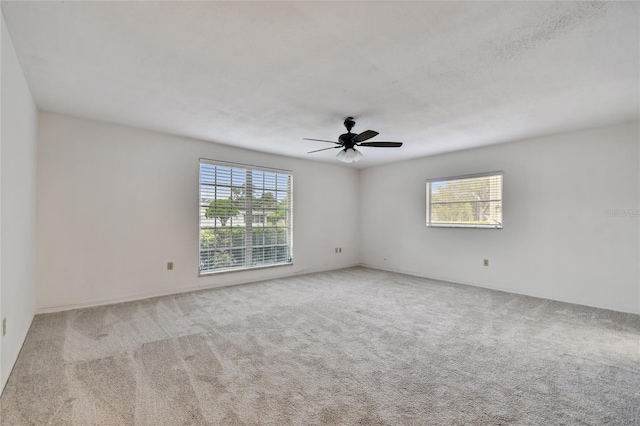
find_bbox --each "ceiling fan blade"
[352,130,379,143]
[307,146,342,154]
[357,142,403,148]
[303,138,340,144]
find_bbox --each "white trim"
[357,263,640,315]
[34,263,358,314]
[427,224,501,229]
[198,261,293,276]
[34,262,640,317]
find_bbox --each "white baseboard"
[36,263,638,316]
[35,263,360,314]
[358,263,640,316]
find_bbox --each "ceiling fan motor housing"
[339,133,357,148]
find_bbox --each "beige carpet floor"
[1,267,639,425]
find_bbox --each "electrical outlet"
[483,259,489,266]
[167,262,174,270]
[339,247,342,253]
[2,318,6,336]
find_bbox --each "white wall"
[1,13,38,392]
[36,113,360,311]
[36,115,640,315]
[360,123,640,314]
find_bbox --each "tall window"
[426,172,503,228]
[199,160,293,274]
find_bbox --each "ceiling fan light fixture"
[344,148,356,163]
[337,148,363,163]
[353,148,363,162]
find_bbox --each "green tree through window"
[205,199,239,227]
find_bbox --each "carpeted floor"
[1,267,639,425]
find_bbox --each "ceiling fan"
[304,117,403,163]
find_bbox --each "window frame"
[198,159,293,275]
[426,171,503,229]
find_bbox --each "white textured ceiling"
[2,1,639,167]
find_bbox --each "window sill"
[426,224,502,229]
[198,261,293,277]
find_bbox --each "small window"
[426,172,503,228]
[199,160,293,274]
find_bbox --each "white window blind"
[199,160,293,274]
[426,172,503,228]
